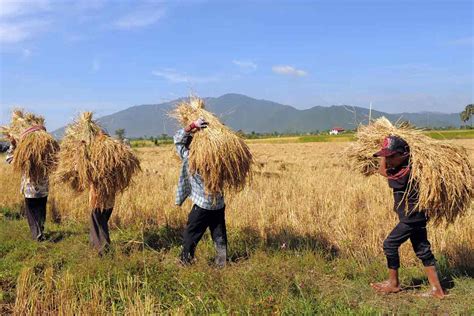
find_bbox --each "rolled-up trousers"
[383,221,436,269]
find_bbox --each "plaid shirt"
[6,145,49,198]
[174,129,224,210]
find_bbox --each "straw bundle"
[0,109,45,141]
[56,112,141,209]
[1,110,59,182]
[347,117,473,225]
[171,97,253,194]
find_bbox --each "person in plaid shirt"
[5,131,49,241]
[174,118,227,267]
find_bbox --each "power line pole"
[369,102,372,124]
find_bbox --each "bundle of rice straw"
[1,110,59,183]
[171,97,253,194]
[56,112,141,209]
[347,117,473,225]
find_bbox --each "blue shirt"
[174,129,225,210]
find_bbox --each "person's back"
[174,129,224,211]
[174,118,227,267]
[5,131,49,241]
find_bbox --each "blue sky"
[0,0,472,130]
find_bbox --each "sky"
[0,0,473,130]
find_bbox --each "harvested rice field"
[0,139,473,314]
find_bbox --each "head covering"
[373,135,409,157]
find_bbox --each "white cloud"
[92,58,100,72]
[22,48,31,57]
[232,60,257,71]
[447,36,474,46]
[0,0,51,43]
[272,65,307,77]
[0,0,109,44]
[69,0,108,12]
[0,0,51,18]
[113,8,164,30]
[152,69,218,83]
[0,20,49,43]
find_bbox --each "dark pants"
[383,221,436,269]
[90,208,113,254]
[181,205,227,266]
[24,197,47,241]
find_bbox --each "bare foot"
[418,288,445,299]
[370,281,401,294]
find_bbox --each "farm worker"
[5,128,49,241]
[89,184,115,255]
[370,136,444,298]
[174,118,227,268]
[88,130,116,256]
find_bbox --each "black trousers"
[24,197,47,241]
[181,205,227,264]
[90,208,113,254]
[383,221,436,269]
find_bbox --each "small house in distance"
[329,127,345,135]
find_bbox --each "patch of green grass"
[1,208,473,314]
[246,136,301,144]
[423,129,474,140]
[252,129,474,144]
[299,134,356,143]
[130,139,173,148]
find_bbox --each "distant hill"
[53,93,463,138]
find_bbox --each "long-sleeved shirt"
[174,129,224,210]
[6,144,49,199]
[387,162,427,223]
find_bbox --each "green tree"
[460,104,473,127]
[115,128,126,141]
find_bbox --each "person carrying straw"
[174,118,228,267]
[370,136,445,298]
[56,113,140,255]
[171,97,253,267]
[3,112,59,241]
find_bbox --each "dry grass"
[1,139,472,269]
[346,117,473,225]
[13,267,157,315]
[171,97,253,194]
[55,112,141,209]
[1,110,59,183]
[12,130,60,183]
[0,109,45,141]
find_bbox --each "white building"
[329,127,345,135]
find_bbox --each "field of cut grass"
[1,207,473,314]
[0,139,472,314]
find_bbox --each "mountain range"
[53,93,462,138]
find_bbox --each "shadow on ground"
[44,230,80,243]
[406,244,474,292]
[133,223,340,263]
